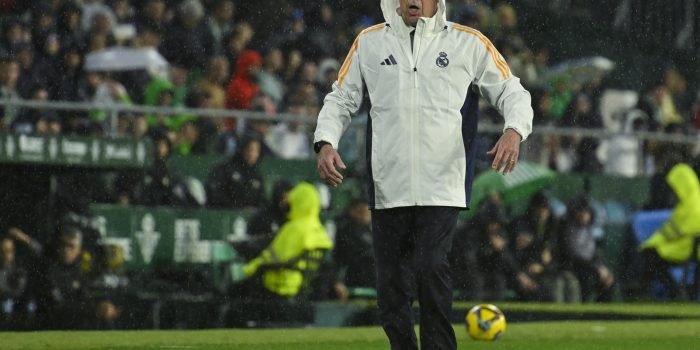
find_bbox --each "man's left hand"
[487,128,522,175]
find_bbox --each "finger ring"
[510,159,515,163]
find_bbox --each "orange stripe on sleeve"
[453,24,510,79]
[338,23,386,87]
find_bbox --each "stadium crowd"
[0,0,699,330]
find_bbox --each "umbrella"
[85,46,169,72]
[469,161,556,211]
[543,56,615,85]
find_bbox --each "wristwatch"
[314,141,331,154]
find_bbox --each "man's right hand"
[317,144,346,188]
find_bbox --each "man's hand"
[317,144,346,188]
[487,128,522,175]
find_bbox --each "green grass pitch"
[3,303,700,350]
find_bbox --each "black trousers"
[372,206,459,350]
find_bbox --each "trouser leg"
[414,207,459,350]
[372,207,418,350]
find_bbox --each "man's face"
[60,236,82,265]
[398,0,439,27]
[243,140,261,166]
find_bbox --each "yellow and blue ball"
[465,304,506,341]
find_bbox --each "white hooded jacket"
[314,0,533,209]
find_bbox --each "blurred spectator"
[559,94,604,173]
[56,1,84,49]
[453,197,536,301]
[640,163,700,300]
[0,57,21,128]
[226,49,263,110]
[159,0,214,70]
[316,58,339,97]
[51,40,85,101]
[11,86,59,135]
[559,196,615,302]
[598,109,648,177]
[82,0,117,34]
[241,182,333,299]
[283,49,303,85]
[258,47,285,107]
[304,3,338,61]
[0,19,28,55]
[137,132,198,207]
[195,55,230,109]
[268,96,312,160]
[332,199,374,302]
[32,226,92,329]
[509,192,560,301]
[644,123,692,209]
[0,235,28,329]
[89,244,129,329]
[222,22,254,70]
[136,0,168,33]
[207,0,235,54]
[206,136,265,210]
[242,180,294,260]
[637,83,683,130]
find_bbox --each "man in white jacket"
[314,1,533,349]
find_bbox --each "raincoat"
[314,0,533,209]
[641,163,700,263]
[243,183,333,296]
[226,50,263,110]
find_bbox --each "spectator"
[14,43,42,99]
[51,40,84,101]
[136,132,197,207]
[0,57,21,128]
[225,49,263,110]
[332,199,374,302]
[206,136,265,210]
[136,0,168,33]
[509,192,561,301]
[598,109,648,177]
[159,0,215,70]
[242,180,294,260]
[268,97,312,160]
[32,226,92,329]
[0,235,28,330]
[89,244,129,329]
[258,47,285,107]
[304,3,338,61]
[195,55,230,110]
[222,22,254,70]
[207,0,235,54]
[241,182,333,299]
[11,86,57,135]
[640,163,700,300]
[471,201,537,301]
[559,196,615,302]
[56,1,84,49]
[316,58,339,97]
[559,94,604,173]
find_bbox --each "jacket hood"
[666,163,700,204]
[287,182,321,220]
[235,50,263,79]
[381,0,447,35]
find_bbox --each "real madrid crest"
[436,52,449,68]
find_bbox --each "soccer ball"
[465,304,506,341]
